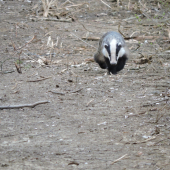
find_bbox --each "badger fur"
[94,31,129,74]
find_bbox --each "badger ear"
[104,43,108,49]
[118,42,122,47]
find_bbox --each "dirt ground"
[0,0,170,169]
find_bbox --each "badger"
[94,31,129,75]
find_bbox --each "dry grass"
[40,0,89,18]
[41,0,57,17]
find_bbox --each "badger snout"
[110,55,117,65]
[110,62,117,65]
[110,60,117,65]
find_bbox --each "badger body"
[94,31,128,74]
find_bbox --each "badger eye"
[104,44,108,49]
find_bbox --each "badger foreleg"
[94,52,107,69]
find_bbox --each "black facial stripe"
[105,44,111,58]
[116,43,122,60]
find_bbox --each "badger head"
[102,39,126,65]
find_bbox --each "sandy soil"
[0,0,170,169]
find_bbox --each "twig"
[86,99,94,107]
[111,154,128,165]
[0,70,15,74]
[143,98,169,107]
[60,0,74,7]
[42,0,56,17]
[101,0,111,9]
[15,23,18,38]
[132,136,156,144]
[11,82,19,90]
[49,88,83,95]
[125,35,170,41]
[30,17,72,23]
[118,25,127,38]
[153,138,166,146]
[68,161,79,166]
[27,76,52,82]
[17,35,36,51]
[18,50,22,73]
[82,36,100,41]
[70,16,94,33]
[118,25,169,41]
[15,50,22,74]
[15,62,22,74]
[155,104,168,123]
[44,17,72,22]
[70,88,83,93]
[130,31,140,38]
[10,35,36,61]
[0,101,50,109]
[71,33,97,49]
[117,0,119,8]
[49,91,65,95]
[139,0,148,11]
[62,3,88,9]
[132,43,140,52]
[128,0,131,10]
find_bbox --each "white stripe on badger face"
[109,39,117,65]
[102,45,109,59]
[118,47,125,60]
[102,40,117,63]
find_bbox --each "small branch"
[101,0,111,9]
[125,36,170,41]
[62,2,88,9]
[27,76,52,82]
[49,90,65,95]
[118,25,169,41]
[0,101,50,110]
[0,70,15,74]
[82,36,100,41]
[143,98,169,107]
[31,17,72,23]
[111,154,128,165]
[17,35,36,51]
[117,0,119,8]
[71,33,97,49]
[15,62,22,74]
[118,25,127,38]
[70,88,83,93]
[139,0,148,11]
[60,0,74,7]
[86,99,94,107]
[68,161,79,166]
[155,104,168,123]
[132,136,156,144]
[70,16,94,33]
[49,88,83,95]
[11,35,36,59]
[153,138,166,146]
[15,23,18,37]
